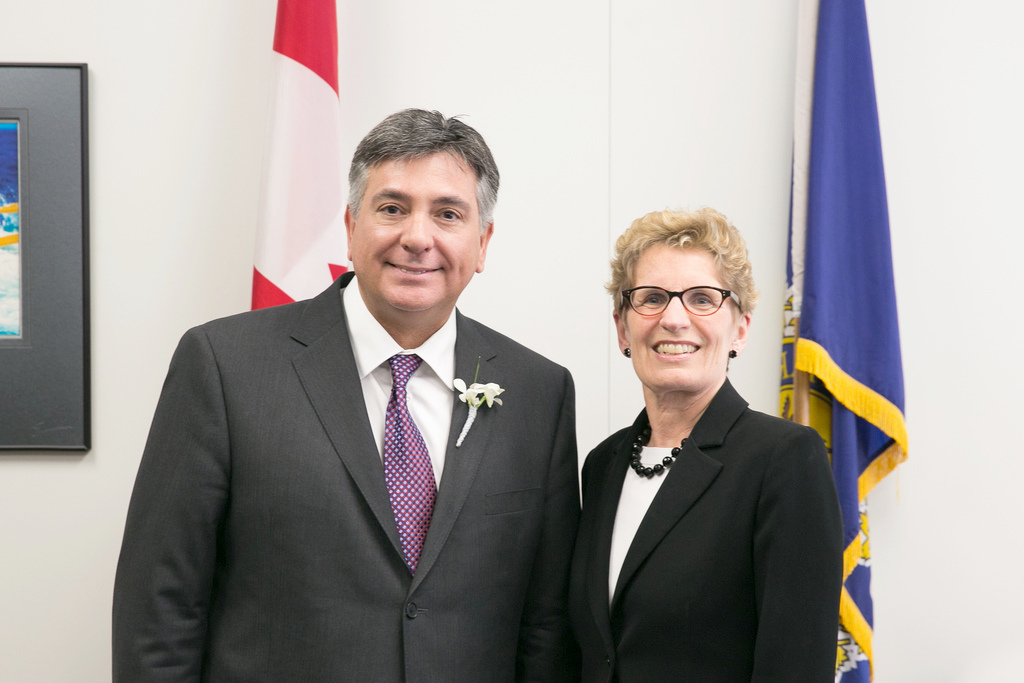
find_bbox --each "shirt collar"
[343,275,457,386]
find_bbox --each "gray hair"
[348,109,500,232]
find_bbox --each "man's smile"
[391,264,439,275]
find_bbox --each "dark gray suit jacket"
[113,274,581,682]
[569,380,842,683]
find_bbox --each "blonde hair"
[607,207,759,315]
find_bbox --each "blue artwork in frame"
[0,120,21,337]
[0,64,89,450]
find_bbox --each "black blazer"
[569,380,842,683]
[113,273,581,682]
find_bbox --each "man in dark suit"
[113,109,580,682]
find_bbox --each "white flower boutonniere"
[453,359,504,448]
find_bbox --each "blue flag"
[780,0,908,680]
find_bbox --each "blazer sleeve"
[112,327,231,682]
[515,367,582,682]
[750,425,844,683]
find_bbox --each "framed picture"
[0,64,90,451]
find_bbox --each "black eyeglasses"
[621,286,735,317]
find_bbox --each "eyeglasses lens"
[628,287,724,315]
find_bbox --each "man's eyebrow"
[370,189,412,205]
[433,196,472,212]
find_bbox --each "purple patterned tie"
[383,354,437,574]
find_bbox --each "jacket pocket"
[484,487,543,515]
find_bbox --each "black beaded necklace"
[629,424,687,478]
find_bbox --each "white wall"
[865,2,1024,680]
[1,1,1021,681]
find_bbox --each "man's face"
[346,152,493,343]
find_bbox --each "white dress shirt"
[608,446,673,603]
[343,277,456,487]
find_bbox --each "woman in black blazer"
[570,208,843,682]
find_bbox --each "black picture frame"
[0,64,90,451]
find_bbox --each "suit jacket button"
[405,602,418,619]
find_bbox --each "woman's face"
[615,245,750,408]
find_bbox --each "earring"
[729,350,738,359]
[623,348,631,358]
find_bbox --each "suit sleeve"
[515,367,582,682]
[112,327,231,682]
[751,426,843,683]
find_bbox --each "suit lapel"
[609,441,722,608]
[609,380,748,609]
[290,274,405,561]
[411,312,498,591]
[586,425,634,656]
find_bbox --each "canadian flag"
[252,0,347,309]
